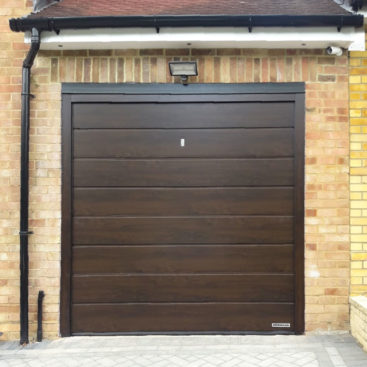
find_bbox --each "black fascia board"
[9,14,364,33]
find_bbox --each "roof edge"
[9,14,364,33]
[33,0,61,14]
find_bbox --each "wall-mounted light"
[169,61,198,85]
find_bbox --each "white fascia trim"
[25,26,365,51]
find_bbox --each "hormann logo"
[272,323,291,328]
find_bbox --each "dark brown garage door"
[61,83,305,336]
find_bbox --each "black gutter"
[9,14,364,33]
[20,28,40,345]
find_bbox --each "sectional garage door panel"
[73,102,295,129]
[72,274,294,303]
[74,159,294,187]
[73,216,293,245]
[72,303,295,334]
[62,87,304,335]
[72,245,294,275]
[73,129,294,158]
[73,187,294,216]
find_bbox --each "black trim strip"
[62,82,306,95]
[73,331,296,336]
[10,14,363,33]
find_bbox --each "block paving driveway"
[1,334,367,367]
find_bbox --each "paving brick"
[0,335,366,367]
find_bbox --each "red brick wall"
[0,2,350,341]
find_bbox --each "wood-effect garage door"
[61,83,305,336]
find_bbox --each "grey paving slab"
[0,334,366,367]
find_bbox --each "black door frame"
[60,83,305,336]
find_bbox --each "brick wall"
[350,296,367,350]
[349,30,367,297]
[0,2,350,340]
[0,0,33,341]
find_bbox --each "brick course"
[350,296,367,350]
[0,2,350,340]
[349,28,367,298]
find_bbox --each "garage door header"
[62,82,306,95]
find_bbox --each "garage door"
[61,83,305,336]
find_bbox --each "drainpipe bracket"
[248,16,253,33]
[19,231,33,236]
[21,93,35,98]
[337,16,344,32]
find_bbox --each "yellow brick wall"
[350,296,367,350]
[1,1,351,340]
[350,29,367,297]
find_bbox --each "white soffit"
[24,27,365,51]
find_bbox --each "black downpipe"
[20,28,40,345]
[37,291,45,342]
